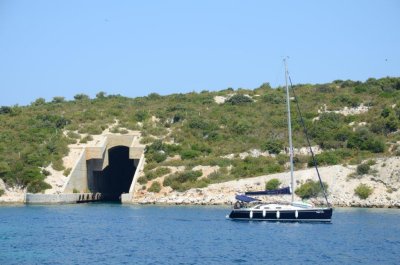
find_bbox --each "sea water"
[0,204,399,265]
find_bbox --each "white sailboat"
[228,59,333,222]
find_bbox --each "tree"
[96,91,106,99]
[74,94,89,100]
[52,96,65,103]
[147,93,162,100]
[259,82,272,90]
[0,106,12,114]
[347,128,385,153]
[32,98,46,106]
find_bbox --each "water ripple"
[0,205,399,265]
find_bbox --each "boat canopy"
[235,195,260,203]
[245,186,291,196]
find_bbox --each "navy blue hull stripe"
[229,208,333,221]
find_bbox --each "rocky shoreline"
[130,191,400,208]
[132,159,400,208]
[2,158,400,208]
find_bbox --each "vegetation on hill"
[265,178,281,190]
[1,77,400,193]
[354,183,374,199]
[295,180,329,199]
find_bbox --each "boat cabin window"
[276,207,281,209]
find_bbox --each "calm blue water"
[0,204,399,265]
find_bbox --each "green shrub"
[148,152,167,163]
[295,180,328,199]
[135,110,149,122]
[265,178,281,190]
[74,94,89,100]
[41,169,51,176]
[262,93,284,104]
[0,189,4,196]
[207,169,231,183]
[225,94,253,105]
[27,180,52,193]
[80,135,93,144]
[354,184,373,199]
[67,131,80,139]
[144,167,171,181]
[147,140,163,152]
[263,140,283,154]
[32,98,46,106]
[52,160,65,171]
[52,96,65,103]
[72,188,79,193]
[148,181,161,193]
[163,170,202,191]
[181,149,201,160]
[188,118,214,130]
[356,164,370,175]
[63,168,72,177]
[347,128,385,153]
[140,136,156,144]
[137,176,148,185]
[231,157,284,179]
[96,91,106,99]
[308,151,339,167]
[230,121,251,135]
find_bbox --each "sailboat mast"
[284,59,294,203]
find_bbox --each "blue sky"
[0,0,399,106]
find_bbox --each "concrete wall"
[129,153,145,193]
[63,150,88,193]
[62,134,145,197]
[26,193,80,204]
[25,193,101,204]
[121,153,145,204]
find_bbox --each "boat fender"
[276,211,280,219]
[250,211,253,219]
[262,209,266,218]
[295,210,298,219]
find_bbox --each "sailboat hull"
[228,208,333,222]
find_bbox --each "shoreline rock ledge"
[131,162,400,208]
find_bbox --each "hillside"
[1,77,400,202]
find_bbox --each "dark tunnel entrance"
[88,146,137,202]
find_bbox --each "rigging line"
[288,76,331,207]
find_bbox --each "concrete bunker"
[61,134,145,204]
[88,146,138,201]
